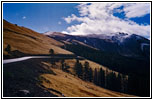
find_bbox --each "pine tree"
[105,68,109,88]
[88,67,93,82]
[116,73,122,92]
[49,49,54,55]
[122,75,128,93]
[93,68,98,85]
[99,67,105,87]
[106,71,117,91]
[98,68,102,86]
[61,59,65,70]
[74,60,79,71]
[74,60,83,79]
[111,72,117,91]
[5,44,11,53]
[83,61,90,81]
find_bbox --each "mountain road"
[3,55,84,64]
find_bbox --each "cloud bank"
[63,3,150,38]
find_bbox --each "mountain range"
[44,31,150,58]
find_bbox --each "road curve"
[3,56,84,64]
[3,56,51,64]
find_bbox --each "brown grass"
[40,60,134,97]
[40,65,135,97]
[3,20,72,54]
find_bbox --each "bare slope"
[3,20,72,55]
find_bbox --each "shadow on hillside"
[4,50,27,59]
[4,45,27,60]
[3,58,58,97]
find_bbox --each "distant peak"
[118,32,128,36]
[43,31,54,35]
[44,31,63,35]
[43,31,68,37]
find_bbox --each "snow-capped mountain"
[44,31,150,58]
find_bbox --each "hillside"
[3,20,72,56]
[3,58,135,97]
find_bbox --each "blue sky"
[3,3,150,38]
[3,3,80,33]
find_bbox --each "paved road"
[3,56,51,64]
[3,56,84,64]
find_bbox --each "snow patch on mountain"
[111,32,130,44]
[43,31,54,35]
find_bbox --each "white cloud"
[63,3,150,38]
[58,21,62,25]
[123,3,150,18]
[22,16,26,19]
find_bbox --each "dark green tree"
[50,49,55,66]
[106,71,117,91]
[122,75,128,93]
[5,44,11,53]
[61,59,65,70]
[88,67,93,82]
[93,68,98,85]
[83,61,90,81]
[98,67,105,87]
[64,64,70,72]
[116,73,122,92]
[105,68,109,88]
[74,60,83,79]
[49,49,54,55]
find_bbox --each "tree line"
[73,60,128,93]
[59,59,149,96]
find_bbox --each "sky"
[3,3,150,39]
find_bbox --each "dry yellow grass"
[39,63,135,97]
[3,20,73,54]
[38,61,134,97]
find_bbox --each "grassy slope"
[3,20,72,55]
[3,58,134,97]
